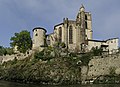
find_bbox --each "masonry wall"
[0,50,33,63]
[87,41,103,50]
[87,54,120,79]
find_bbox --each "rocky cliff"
[0,55,81,85]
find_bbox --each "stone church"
[32,5,119,54]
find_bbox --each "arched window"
[69,26,73,44]
[59,27,62,42]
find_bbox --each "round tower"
[32,27,47,51]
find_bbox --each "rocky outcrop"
[0,56,81,85]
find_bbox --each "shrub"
[34,51,44,60]
[80,53,92,65]
[109,67,116,76]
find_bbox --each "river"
[0,81,120,87]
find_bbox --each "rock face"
[0,56,81,85]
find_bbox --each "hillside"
[0,55,81,85]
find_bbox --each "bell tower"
[76,4,87,52]
[80,4,86,44]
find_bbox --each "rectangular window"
[69,26,73,44]
[59,27,62,42]
[85,21,88,29]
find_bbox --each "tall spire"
[79,4,85,12]
[81,4,85,8]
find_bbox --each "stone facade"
[32,5,118,54]
[32,5,93,53]
[49,5,92,52]
[88,38,119,54]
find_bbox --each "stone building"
[32,5,119,54]
[88,38,119,54]
[32,27,47,51]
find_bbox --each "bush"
[34,51,44,60]
[91,47,103,56]
[80,53,92,65]
[109,67,116,76]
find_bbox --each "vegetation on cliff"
[0,55,82,85]
[0,30,106,84]
[94,75,120,84]
[0,46,14,56]
[0,42,94,85]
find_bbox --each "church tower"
[76,5,92,52]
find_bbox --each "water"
[0,81,120,87]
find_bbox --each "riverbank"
[0,80,120,87]
[93,75,120,84]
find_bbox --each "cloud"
[0,0,120,47]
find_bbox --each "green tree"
[10,30,32,53]
[91,46,103,56]
[80,52,92,65]
[0,46,6,56]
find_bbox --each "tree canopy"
[0,46,6,56]
[10,30,32,53]
[0,46,14,56]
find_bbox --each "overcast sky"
[0,0,120,47]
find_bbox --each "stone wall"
[86,54,120,79]
[0,50,33,63]
[32,28,46,51]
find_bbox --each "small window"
[85,21,88,29]
[35,33,38,36]
[69,25,73,44]
[36,29,37,31]
[59,27,62,42]
[27,51,29,54]
[111,41,113,43]
[85,15,87,20]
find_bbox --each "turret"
[32,27,47,51]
